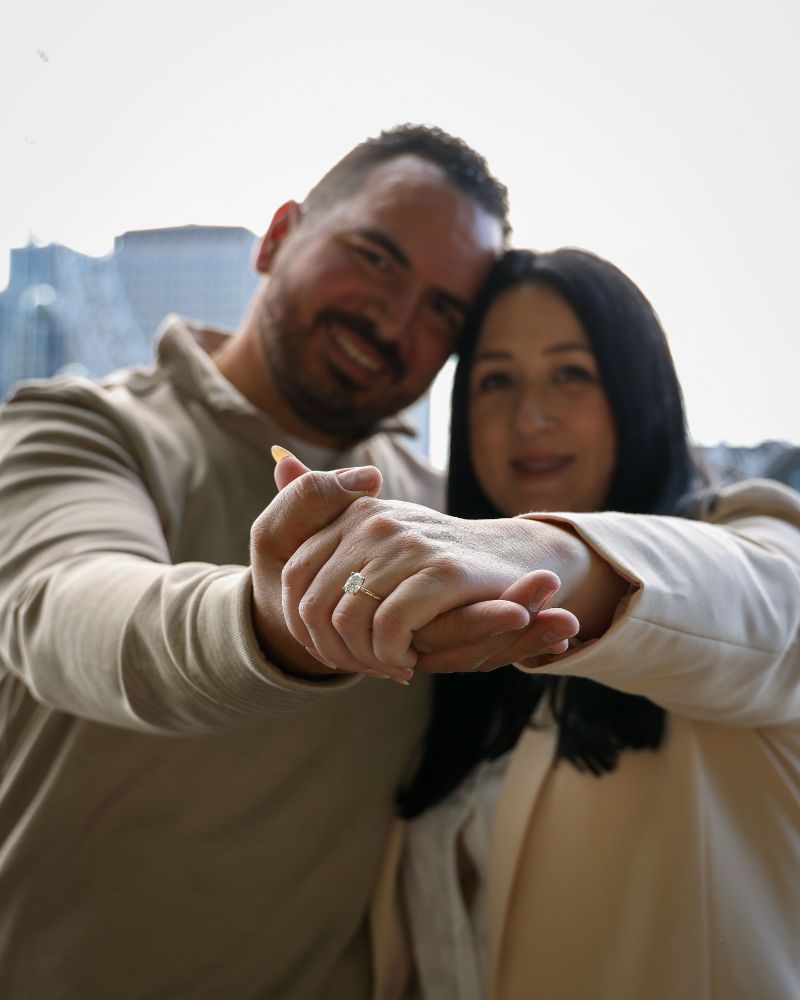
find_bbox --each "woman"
[273,250,800,999]
[370,249,800,999]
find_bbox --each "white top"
[404,753,510,1000]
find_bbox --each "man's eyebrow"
[351,228,410,269]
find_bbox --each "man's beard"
[258,294,411,442]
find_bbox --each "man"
[0,125,561,999]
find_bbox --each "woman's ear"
[254,200,300,273]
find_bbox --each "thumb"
[272,445,311,491]
[254,449,383,561]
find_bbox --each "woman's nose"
[516,390,556,432]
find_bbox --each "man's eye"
[427,296,463,334]
[353,245,390,272]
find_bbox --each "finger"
[289,525,419,677]
[304,641,413,683]
[495,569,562,614]
[282,525,347,648]
[413,599,530,654]
[283,524,417,676]
[415,607,580,674]
[371,564,481,666]
[305,556,418,676]
[474,608,579,671]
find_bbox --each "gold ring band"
[343,571,383,603]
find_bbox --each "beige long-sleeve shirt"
[0,317,442,1000]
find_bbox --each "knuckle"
[429,555,463,584]
[365,511,399,540]
[331,603,359,636]
[297,590,322,624]
[249,513,268,551]
[282,552,312,590]
[373,607,407,639]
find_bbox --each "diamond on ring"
[343,571,382,602]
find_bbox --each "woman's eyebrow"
[473,342,591,362]
[473,350,513,362]
[544,342,592,354]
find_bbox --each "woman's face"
[468,282,618,516]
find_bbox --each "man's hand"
[250,449,395,680]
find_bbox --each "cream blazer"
[371,479,800,1000]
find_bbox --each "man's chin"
[287,392,388,442]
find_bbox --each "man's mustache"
[318,310,405,380]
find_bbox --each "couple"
[269,249,800,999]
[0,124,797,999]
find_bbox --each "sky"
[2,0,798,451]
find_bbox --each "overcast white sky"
[2,0,798,450]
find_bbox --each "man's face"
[255,156,503,442]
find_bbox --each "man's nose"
[363,291,420,342]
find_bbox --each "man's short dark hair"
[302,124,511,240]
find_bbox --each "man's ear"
[254,200,300,274]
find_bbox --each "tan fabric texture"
[372,481,800,1000]
[0,316,442,1000]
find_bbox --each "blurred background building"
[0,226,258,394]
[0,226,794,482]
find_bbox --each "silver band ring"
[343,571,382,603]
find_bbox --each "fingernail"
[336,467,377,492]
[541,629,569,644]
[271,444,295,463]
[530,589,559,614]
[490,623,525,637]
[305,646,337,669]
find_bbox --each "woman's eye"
[553,365,594,384]
[475,371,512,393]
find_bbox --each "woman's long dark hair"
[399,249,699,818]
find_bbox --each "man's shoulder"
[2,361,173,439]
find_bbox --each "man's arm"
[0,389,362,733]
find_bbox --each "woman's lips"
[511,455,574,477]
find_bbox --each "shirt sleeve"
[0,384,357,735]
[519,480,800,727]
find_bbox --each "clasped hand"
[251,452,579,682]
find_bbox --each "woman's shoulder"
[681,477,800,529]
